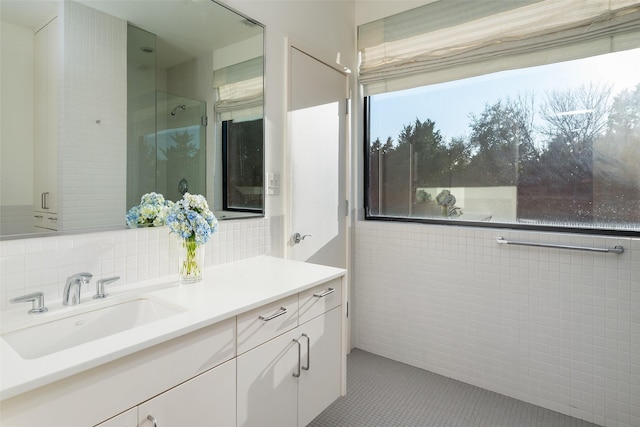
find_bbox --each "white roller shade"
[213,56,263,122]
[358,0,640,95]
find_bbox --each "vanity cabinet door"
[237,306,342,427]
[297,307,342,427]
[137,359,236,427]
[94,408,137,427]
[236,328,300,427]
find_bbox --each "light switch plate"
[267,172,280,195]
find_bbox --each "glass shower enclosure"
[154,93,206,202]
[126,25,206,210]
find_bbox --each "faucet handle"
[10,292,48,314]
[93,276,120,299]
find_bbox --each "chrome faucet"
[63,272,93,306]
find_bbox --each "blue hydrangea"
[166,193,218,244]
[126,192,172,228]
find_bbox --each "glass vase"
[178,238,204,284]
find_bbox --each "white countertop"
[0,256,346,400]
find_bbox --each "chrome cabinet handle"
[259,307,287,321]
[292,339,301,377]
[313,287,335,298]
[147,415,158,427]
[41,192,50,210]
[10,291,48,314]
[302,333,310,371]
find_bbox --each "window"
[362,1,640,234]
[222,119,263,212]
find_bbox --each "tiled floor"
[308,349,601,427]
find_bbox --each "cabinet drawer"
[44,213,58,230]
[299,279,341,325]
[237,294,298,355]
[33,211,58,231]
[33,211,46,228]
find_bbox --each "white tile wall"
[59,1,127,231]
[352,221,640,427]
[0,217,271,309]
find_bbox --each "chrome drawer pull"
[259,307,287,321]
[302,333,310,371]
[147,415,158,427]
[313,288,335,298]
[292,339,301,377]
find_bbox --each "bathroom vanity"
[0,256,347,427]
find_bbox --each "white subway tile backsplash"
[353,221,639,427]
[0,217,271,308]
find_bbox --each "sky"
[369,48,640,144]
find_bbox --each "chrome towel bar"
[496,237,624,254]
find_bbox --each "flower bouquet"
[126,192,172,228]
[166,193,218,283]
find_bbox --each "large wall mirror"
[0,0,264,240]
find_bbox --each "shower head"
[170,104,187,116]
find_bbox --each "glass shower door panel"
[156,93,206,202]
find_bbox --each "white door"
[288,46,348,268]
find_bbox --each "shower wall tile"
[0,217,272,309]
[352,221,639,427]
[59,2,127,231]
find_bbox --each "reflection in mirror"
[127,24,207,207]
[0,0,264,239]
[223,118,264,213]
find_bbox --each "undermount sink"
[2,297,185,360]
